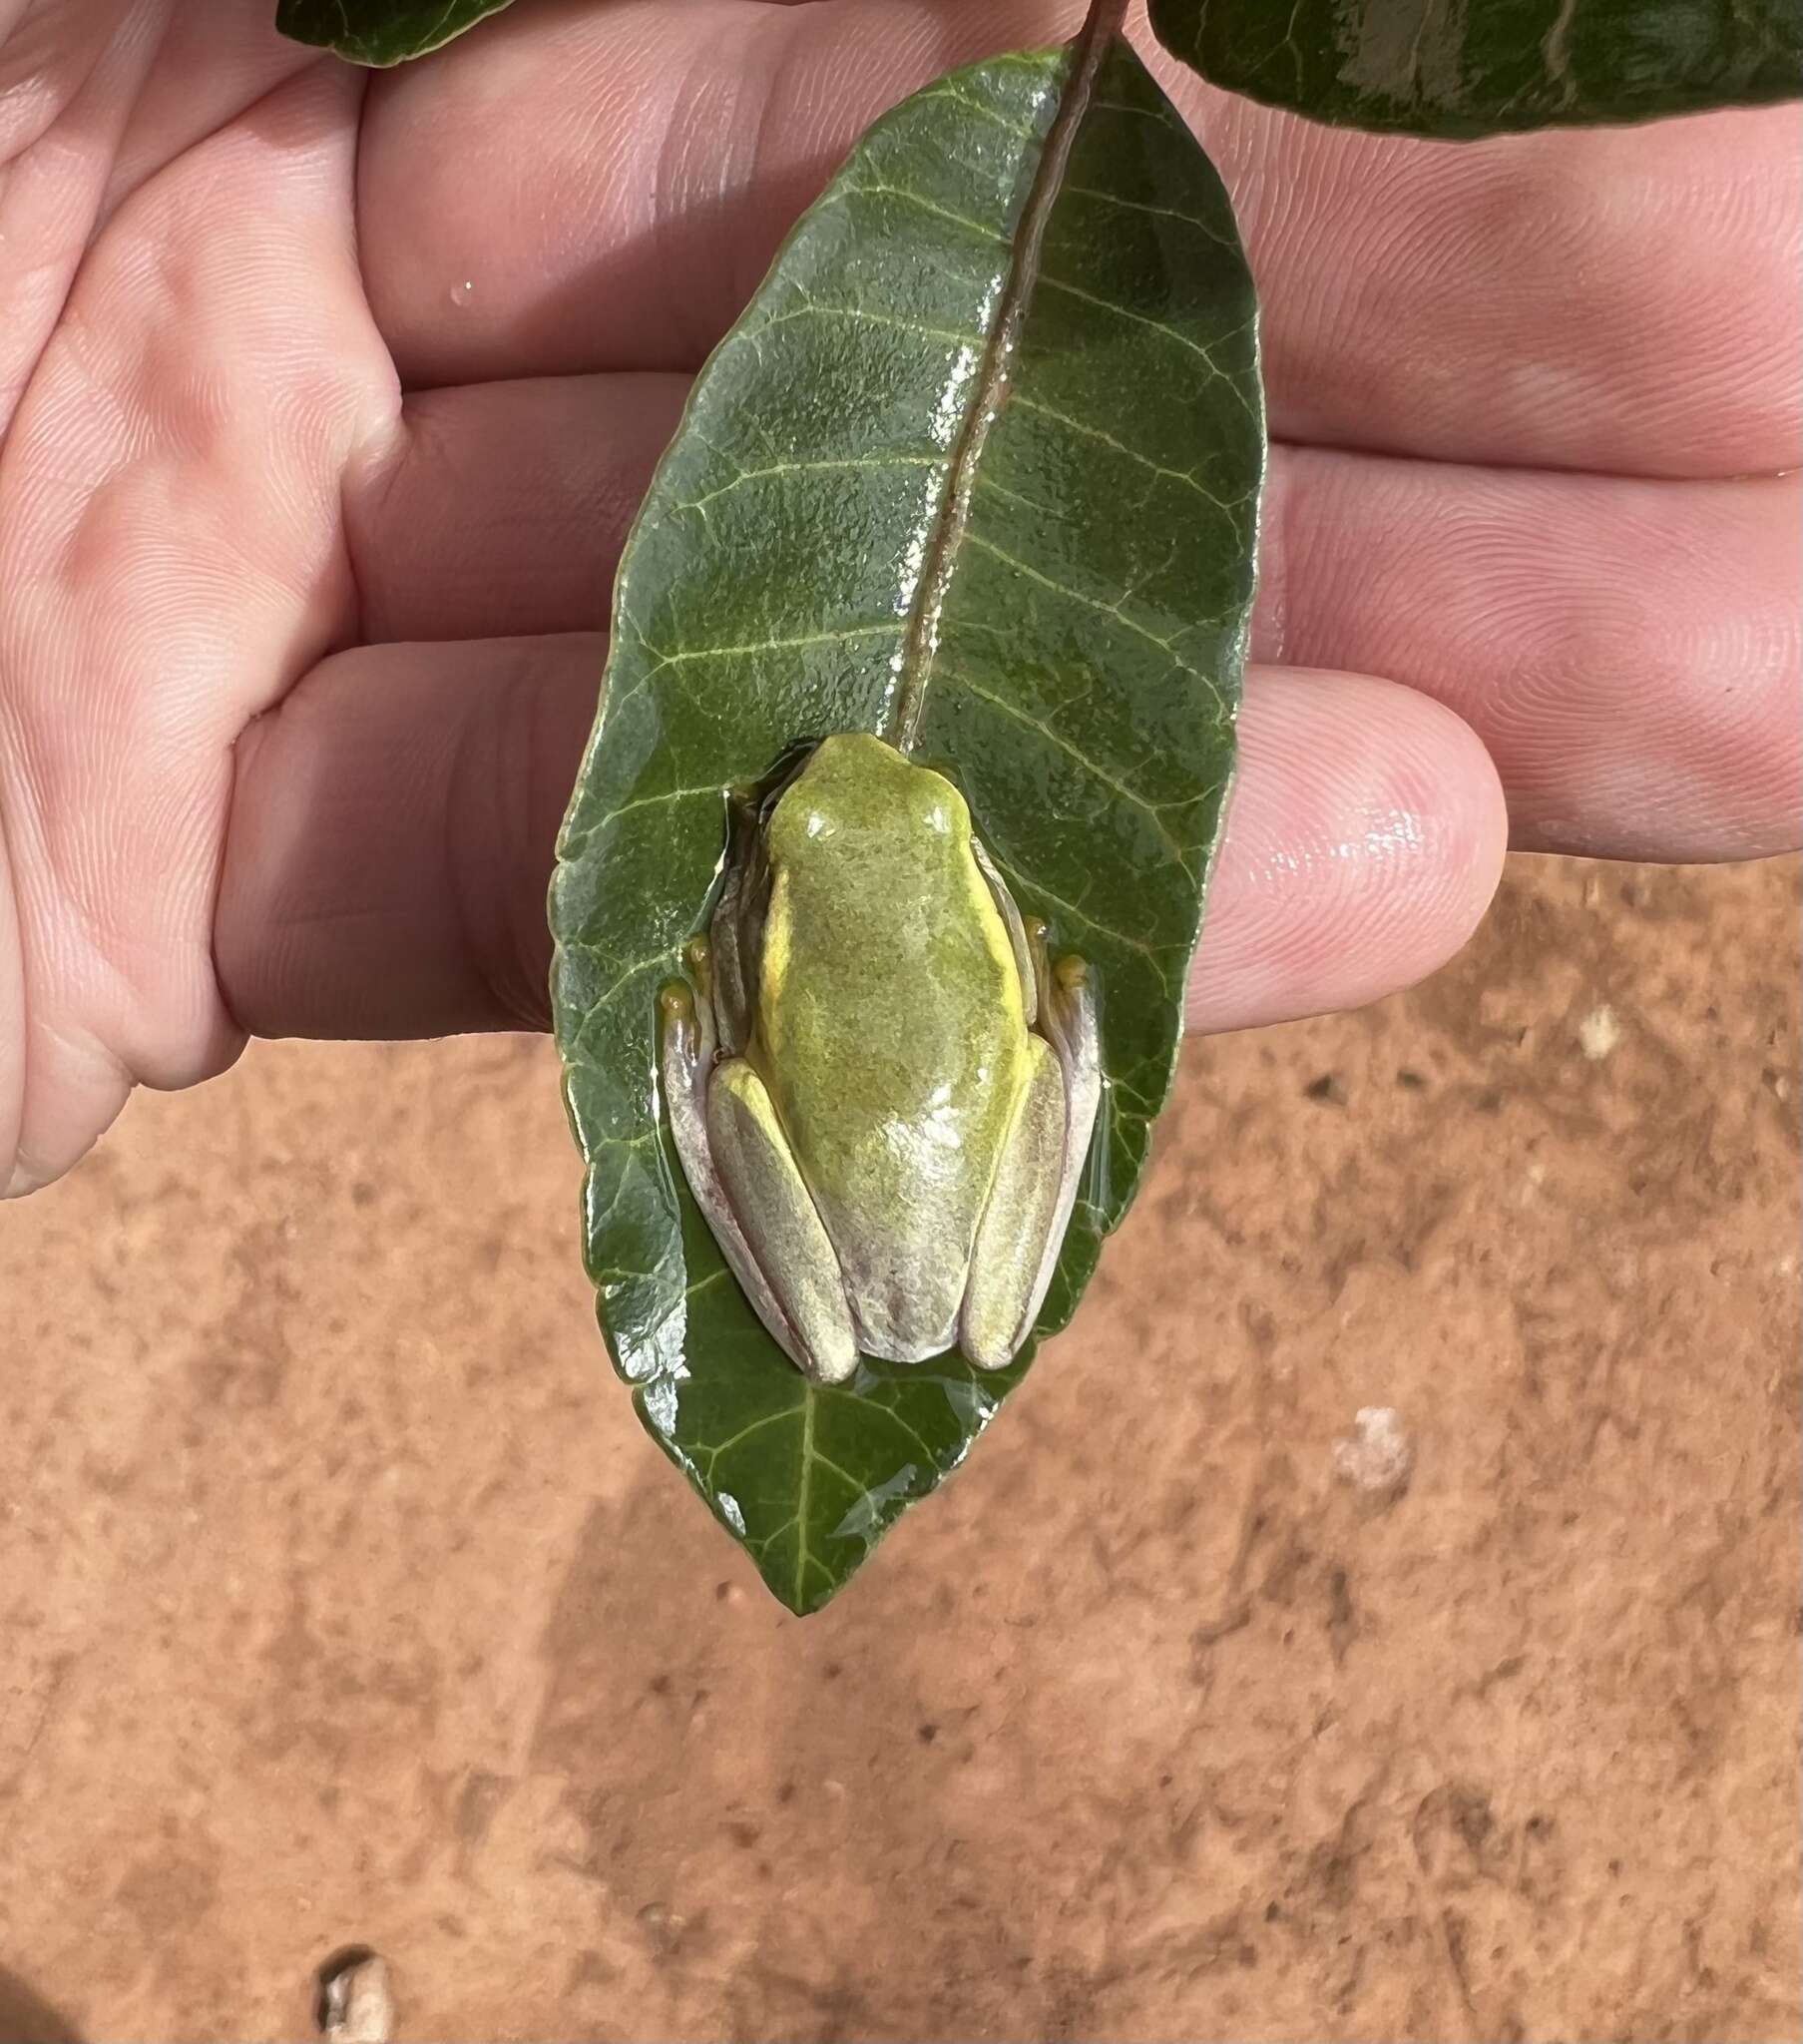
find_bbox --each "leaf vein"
[740,302,988,354]
[857,1398,941,1466]
[793,1389,817,1608]
[809,1449,869,1495]
[939,666,1195,873]
[985,849,1178,975]
[565,944,679,1016]
[1061,182,1231,244]
[635,621,903,681]
[1038,269,1256,402]
[960,532,1224,709]
[834,181,1012,247]
[673,452,943,517]
[1008,394,1248,516]
[919,82,1042,141]
[598,783,719,826]
[702,1402,807,1471]
[1089,95,1175,123]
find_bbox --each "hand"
[2,0,1796,1197]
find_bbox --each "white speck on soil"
[1333,1407,1414,1495]
[1578,1005,1621,1060]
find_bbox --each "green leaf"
[550,32,1264,1614]
[1149,0,1802,135]
[275,0,514,65]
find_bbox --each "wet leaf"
[550,32,1264,1613]
[1150,0,1803,135]
[275,0,514,65]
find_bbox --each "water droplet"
[449,277,475,307]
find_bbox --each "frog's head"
[769,732,969,865]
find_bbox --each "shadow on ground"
[0,1964,83,2044]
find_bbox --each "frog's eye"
[767,784,832,861]
[910,765,970,841]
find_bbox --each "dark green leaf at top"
[550,32,1265,1613]
[1150,0,1801,135]
[276,0,514,65]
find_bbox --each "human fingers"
[348,375,1798,860]
[0,61,389,1198]
[213,640,1504,1041]
[1256,456,1802,860]
[345,372,687,643]
[356,0,1799,475]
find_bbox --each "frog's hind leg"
[959,945,1101,1371]
[1033,949,1103,1313]
[705,1064,861,1384]
[960,1036,1067,1370]
[662,977,859,1386]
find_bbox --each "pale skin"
[662,734,1102,1382]
[0,0,1797,1200]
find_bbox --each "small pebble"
[319,1950,394,2044]
[1578,1005,1620,1060]
[1332,1407,1413,1496]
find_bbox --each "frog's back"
[757,737,1030,1358]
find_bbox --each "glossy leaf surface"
[551,34,1264,1612]
[1150,0,1802,134]
[275,0,514,65]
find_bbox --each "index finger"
[356,0,1800,475]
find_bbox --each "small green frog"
[662,732,1100,1384]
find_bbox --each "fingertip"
[1188,667,1507,1034]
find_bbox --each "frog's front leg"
[960,944,1101,1371]
[662,970,860,1386]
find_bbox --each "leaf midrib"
[886,19,1124,755]
[793,1385,817,1609]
